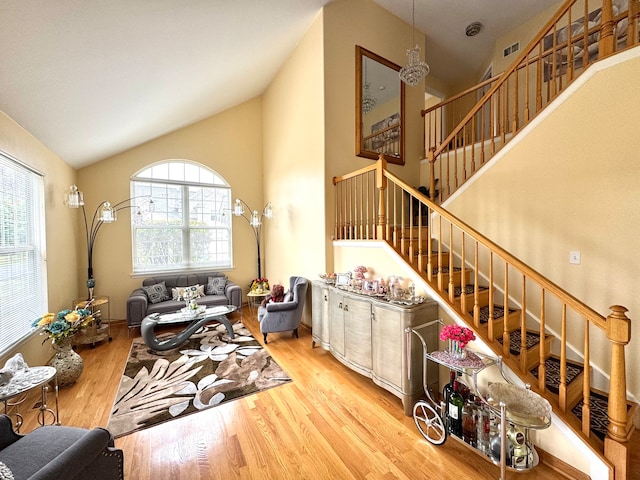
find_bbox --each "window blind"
[0,151,47,355]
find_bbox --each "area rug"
[106,322,291,438]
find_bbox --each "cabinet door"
[344,297,372,370]
[329,292,345,356]
[371,304,403,388]
[311,282,330,346]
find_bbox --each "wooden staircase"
[332,158,635,479]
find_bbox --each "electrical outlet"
[569,251,581,265]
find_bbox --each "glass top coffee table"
[141,305,237,351]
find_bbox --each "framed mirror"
[356,45,405,165]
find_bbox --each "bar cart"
[406,320,552,480]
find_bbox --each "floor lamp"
[64,185,153,300]
[232,198,273,280]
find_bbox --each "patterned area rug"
[497,330,541,355]
[106,322,291,438]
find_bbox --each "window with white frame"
[0,151,47,354]
[131,161,233,273]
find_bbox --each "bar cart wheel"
[413,399,447,445]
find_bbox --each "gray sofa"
[0,414,123,480]
[126,272,242,329]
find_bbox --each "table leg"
[37,380,58,426]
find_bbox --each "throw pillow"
[142,281,170,304]
[172,284,204,301]
[206,276,227,295]
[0,461,14,480]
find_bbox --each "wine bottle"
[447,380,464,437]
[442,370,456,429]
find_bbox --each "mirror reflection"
[356,46,404,165]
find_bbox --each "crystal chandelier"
[399,0,430,87]
[362,81,377,114]
[362,58,377,114]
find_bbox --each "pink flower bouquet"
[439,324,476,348]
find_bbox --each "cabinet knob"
[324,295,328,301]
[344,304,349,312]
[339,302,343,309]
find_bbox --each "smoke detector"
[465,22,482,37]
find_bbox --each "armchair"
[257,276,309,344]
[0,414,123,480]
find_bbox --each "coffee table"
[141,305,237,351]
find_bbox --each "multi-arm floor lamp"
[232,198,273,280]
[64,185,153,300]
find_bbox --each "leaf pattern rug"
[106,322,291,438]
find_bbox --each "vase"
[448,339,467,360]
[49,339,83,387]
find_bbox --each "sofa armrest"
[127,288,148,328]
[264,301,298,313]
[28,428,114,480]
[0,415,21,450]
[224,281,242,309]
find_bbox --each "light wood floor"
[13,307,638,479]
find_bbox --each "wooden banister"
[423,0,639,202]
[333,157,632,479]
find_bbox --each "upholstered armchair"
[0,414,123,479]
[257,276,309,344]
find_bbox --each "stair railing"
[333,157,632,479]
[423,0,640,203]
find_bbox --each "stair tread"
[497,329,549,355]
[453,284,490,297]
[530,356,584,395]
[571,390,633,441]
[472,304,517,323]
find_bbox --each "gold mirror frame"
[356,46,405,165]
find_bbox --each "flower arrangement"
[32,308,95,346]
[439,324,476,348]
[353,265,367,280]
[250,278,269,293]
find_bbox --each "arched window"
[131,160,232,273]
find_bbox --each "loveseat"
[0,414,123,480]
[126,272,242,329]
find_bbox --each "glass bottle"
[476,396,490,454]
[448,380,464,437]
[442,370,456,432]
[462,394,477,447]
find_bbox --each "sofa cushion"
[0,461,13,480]
[206,276,226,295]
[171,284,204,301]
[142,281,170,304]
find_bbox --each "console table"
[311,281,439,415]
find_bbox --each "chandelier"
[399,0,430,86]
[362,59,377,114]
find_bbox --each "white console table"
[311,281,439,415]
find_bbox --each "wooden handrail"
[424,0,639,202]
[333,158,632,479]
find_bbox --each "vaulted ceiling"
[0,0,560,168]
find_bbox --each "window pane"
[131,161,232,274]
[0,153,47,355]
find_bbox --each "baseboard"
[537,447,592,480]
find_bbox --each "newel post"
[428,147,437,201]
[376,154,387,240]
[605,305,631,480]
[599,0,616,58]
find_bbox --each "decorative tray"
[487,382,552,429]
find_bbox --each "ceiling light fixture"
[399,0,430,87]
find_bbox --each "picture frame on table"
[335,273,351,287]
[362,280,379,294]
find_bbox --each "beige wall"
[262,11,325,297]
[0,112,78,366]
[446,50,640,399]
[77,97,263,320]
